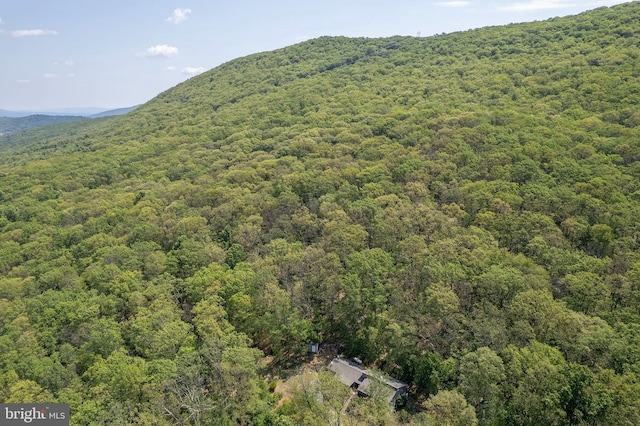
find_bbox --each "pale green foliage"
[419,390,478,426]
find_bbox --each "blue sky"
[0,0,632,111]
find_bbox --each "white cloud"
[0,17,3,24]
[43,73,58,78]
[66,73,75,78]
[140,44,179,57]
[499,1,576,11]
[182,66,205,76]
[166,8,192,24]
[11,29,58,37]
[17,79,30,84]
[435,1,471,7]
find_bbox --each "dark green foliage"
[1,3,640,424]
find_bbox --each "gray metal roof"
[327,357,408,404]
[328,357,367,387]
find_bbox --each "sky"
[0,0,633,112]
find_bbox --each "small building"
[306,341,320,355]
[328,357,408,409]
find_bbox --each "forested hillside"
[1,3,640,425]
[0,115,88,136]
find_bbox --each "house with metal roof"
[327,357,408,409]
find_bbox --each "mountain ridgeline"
[0,106,139,136]
[1,3,640,425]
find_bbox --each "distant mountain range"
[0,106,139,118]
[0,105,139,135]
[87,106,139,118]
[0,115,88,135]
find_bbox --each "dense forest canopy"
[1,2,640,425]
